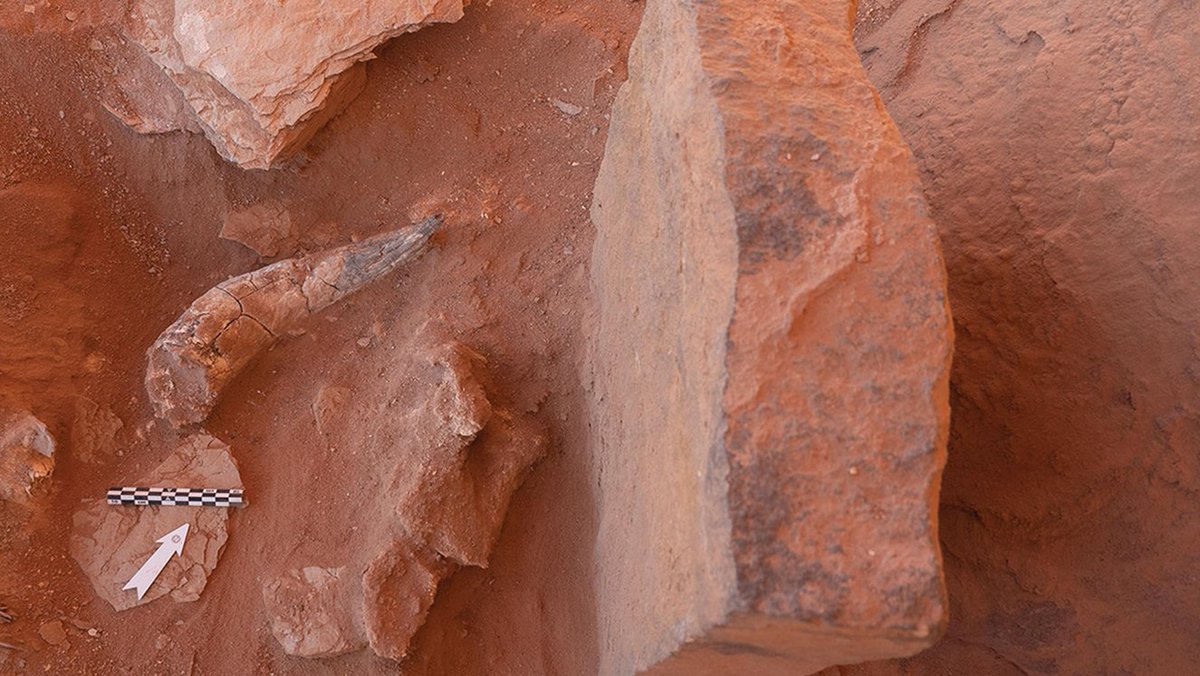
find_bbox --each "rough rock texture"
[100,36,200,134]
[70,434,241,611]
[361,542,452,661]
[589,0,951,673]
[260,336,547,662]
[146,217,439,427]
[219,200,297,258]
[261,566,364,658]
[70,398,123,465]
[0,409,55,502]
[120,0,467,168]
[837,1,1200,674]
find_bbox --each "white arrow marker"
[123,523,189,600]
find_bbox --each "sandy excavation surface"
[0,1,642,673]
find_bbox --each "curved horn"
[146,216,441,427]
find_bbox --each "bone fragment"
[146,216,440,426]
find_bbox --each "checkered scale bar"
[106,487,245,507]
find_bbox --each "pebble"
[550,98,583,116]
[38,621,67,646]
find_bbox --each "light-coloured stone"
[265,337,547,662]
[120,0,468,168]
[70,434,241,611]
[0,409,55,503]
[261,566,365,658]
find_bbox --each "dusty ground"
[844,0,1200,673]
[0,0,642,673]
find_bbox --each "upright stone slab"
[588,0,952,672]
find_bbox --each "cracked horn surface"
[145,217,441,427]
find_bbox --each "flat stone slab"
[70,434,242,611]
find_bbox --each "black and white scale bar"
[106,487,245,507]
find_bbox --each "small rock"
[262,567,364,657]
[361,543,452,661]
[429,343,492,438]
[219,201,297,258]
[550,98,583,116]
[38,621,67,647]
[0,409,56,503]
[311,384,350,435]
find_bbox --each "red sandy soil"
[0,1,642,673]
[841,1,1200,673]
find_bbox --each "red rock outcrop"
[841,1,1200,673]
[589,0,952,672]
[117,0,468,168]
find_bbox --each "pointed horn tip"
[417,214,444,236]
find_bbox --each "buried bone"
[146,217,441,427]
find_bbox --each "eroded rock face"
[846,1,1200,673]
[0,410,55,503]
[70,434,241,611]
[589,0,952,673]
[118,0,468,168]
[361,543,452,661]
[261,337,547,662]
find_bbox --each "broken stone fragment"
[429,343,493,438]
[0,409,55,503]
[261,567,365,658]
[146,216,440,427]
[37,620,68,648]
[219,200,297,258]
[361,543,453,661]
[311,384,351,435]
[588,0,953,673]
[118,0,468,168]
[263,338,547,662]
[70,434,242,611]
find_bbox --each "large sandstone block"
[588,0,952,673]
[117,0,467,168]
